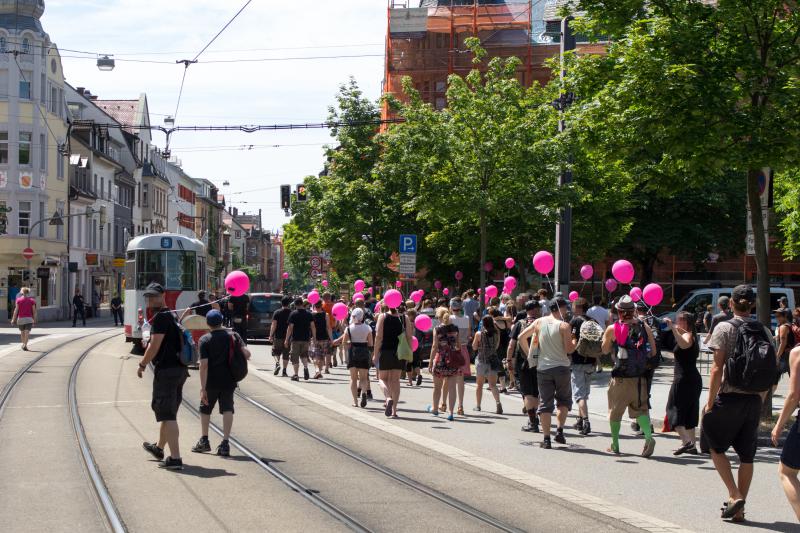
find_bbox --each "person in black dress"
[373,303,413,418]
[665,311,702,455]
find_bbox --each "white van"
[661,287,796,326]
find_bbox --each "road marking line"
[249,364,693,533]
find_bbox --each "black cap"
[143,282,165,296]
[732,284,755,304]
[548,297,568,311]
[525,300,539,312]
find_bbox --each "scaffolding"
[383,1,558,119]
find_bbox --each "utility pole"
[554,16,575,296]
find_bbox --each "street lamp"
[96,55,115,72]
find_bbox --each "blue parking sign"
[399,234,417,254]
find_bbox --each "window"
[93,174,97,194]
[92,219,97,249]
[19,80,30,100]
[56,200,64,240]
[135,250,197,290]
[22,38,30,54]
[18,201,30,235]
[235,230,241,239]
[39,133,46,169]
[0,37,6,53]
[142,183,149,207]
[100,177,104,198]
[38,201,45,237]
[40,73,45,103]
[18,133,31,165]
[56,152,64,180]
[0,132,7,165]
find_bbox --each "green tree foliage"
[775,169,800,259]
[567,0,800,322]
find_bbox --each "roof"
[94,100,139,128]
[0,14,43,33]
[543,1,580,21]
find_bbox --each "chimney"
[76,87,85,95]
[233,207,238,217]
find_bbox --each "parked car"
[246,293,284,341]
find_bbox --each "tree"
[775,169,800,259]
[567,0,800,323]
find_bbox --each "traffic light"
[280,185,291,209]
[296,184,308,202]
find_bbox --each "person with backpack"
[664,312,702,455]
[569,298,603,436]
[191,310,250,457]
[310,300,333,379]
[405,308,424,387]
[704,285,776,522]
[600,295,658,458]
[472,314,503,414]
[138,282,188,471]
[342,308,374,408]
[772,343,800,521]
[631,302,662,436]
[507,300,542,432]
[285,298,316,382]
[269,297,293,377]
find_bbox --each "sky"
[41,0,386,233]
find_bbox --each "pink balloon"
[384,289,403,309]
[415,314,432,332]
[411,291,423,304]
[504,276,517,289]
[332,302,348,321]
[411,336,419,352]
[485,285,498,299]
[612,260,635,285]
[354,279,366,292]
[434,280,442,290]
[395,280,403,288]
[605,278,618,292]
[321,280,329,288]
[579,265,594,281]
[353,293,365,302]
[643,283,664,307]
[225,270,250,297]
[505,257,515,269]
[282,272,289,280]
[484,261,494,273]
[443,288,449,296]
[455,271,463,281]
[308,291,321,305]
[569,291,579,302]
[532,251,554,275]
[630,287,643,302]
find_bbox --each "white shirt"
[587,305,609,329]
[347,323,372,344]
[451,315,471,344]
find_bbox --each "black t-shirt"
[380,313,404,352]
[288,309,314,342]
[228,295,250,318]
[511,316,536,365]
[151,308,181,370]
[191,299,212,317]
[272,307,292,339]
[73,295,85,309]
[110,297,122,308]
[312,311,330,341]
[569,315,592,365]
[198,329,240,390]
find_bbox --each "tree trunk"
[641,254,657,286]
[479,206,487,311]
[747,168,770,325]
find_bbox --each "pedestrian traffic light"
[296,184,308,202]
[280,185,291,209]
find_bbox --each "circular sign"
[310,268,321,278]
[22,247,34,260]
[310,256,322,269]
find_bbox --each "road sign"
[398,253,417,275]
[399,234,417,254]
[22,247,34,260]
[310,256,322,269]
[310,268,321,278]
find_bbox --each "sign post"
[398,235,418,278]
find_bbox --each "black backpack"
[228,332,249,382]
[724,318,776,393]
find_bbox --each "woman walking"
[427,307,462,421]
[311,301,333,379]
[373,303,412,418]
[342,309,373,408]
[11,287,36,351]
[665,312,702,455]
[473,315,503,414]
[772,344,800,521]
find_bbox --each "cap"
[615,295,635,311]
[450,298,463,310]
[774,308,792,317]
[351,308,365,323]
[143,282,165,297]
[206,309,223,327]
[525,300,539,312]
[548,297,568,311]
[732,284,755,304]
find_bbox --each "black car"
[246,293,284,341]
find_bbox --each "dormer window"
[22,38,30,54]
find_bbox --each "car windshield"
[250,296,282,313]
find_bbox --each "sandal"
[384,399,394,417]
[426,405,439,416]
[721,499,745,520]
[457,407,464,416]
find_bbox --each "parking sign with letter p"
[399,234,417,254]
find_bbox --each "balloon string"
[144,295,230,323]
[544,274,555,295]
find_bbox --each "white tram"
[123,233,207,350]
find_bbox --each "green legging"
[610,415,653,451]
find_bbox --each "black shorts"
[348,345,371,370]
[702,393,761,463]
[516,363,539,398]
[199,388,235,415]
[379,349,403,371]
[782,418,800,470]
[151,367,188,422]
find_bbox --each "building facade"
[0,0,69,321]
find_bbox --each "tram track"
[0,329,126,533]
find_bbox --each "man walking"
[91,288,101,318]
[180,291,212,322]
[192,310,250,457]
[110,293,123,326]
[269,297,293,376]
[285,298,315,381]
[704,285,775,522]
[227,291,250,342]
[508,301,541,432]
[138,282,187,471]
[72,288,86,327]
[519,297,577,449]
[569,298,598,435]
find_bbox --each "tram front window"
[136,250,196,291]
